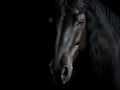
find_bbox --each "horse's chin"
[61,76,71,84]
[53,75,72,85]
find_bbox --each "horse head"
[49,0,87,84]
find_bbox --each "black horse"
[49,0,120,89]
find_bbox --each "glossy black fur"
[51,0,120,89]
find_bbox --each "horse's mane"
[53,0,87,14]
[87,0,120,35]
[84,1,120,88]
[85,0,120,77]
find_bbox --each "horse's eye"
[76,20,84,26]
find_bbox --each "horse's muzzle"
[49,59,73,84]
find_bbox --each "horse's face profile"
[49,2,86,84]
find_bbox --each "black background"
[9,0,120,89]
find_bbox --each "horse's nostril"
[63,67,68,78]
[61,66,73,84]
